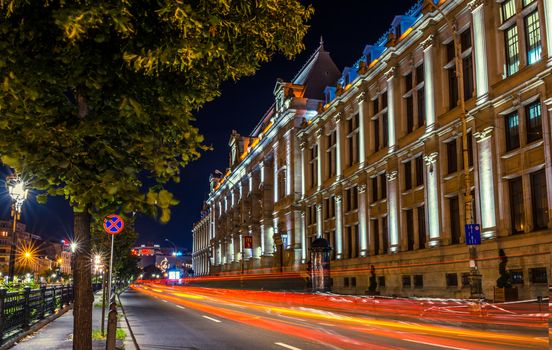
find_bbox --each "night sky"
[0,1,416,251]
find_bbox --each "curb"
[117,292,139,350]
[1,304,73,350]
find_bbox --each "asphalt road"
[121,284,548,350]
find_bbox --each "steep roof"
[291,40,341,100]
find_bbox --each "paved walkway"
[10,292,131,350]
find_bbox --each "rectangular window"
[406,95,414,133]
[351,277,357,288]
[525,101,542,143]
[467,132,473,167]
[531,169,548,230]
[380,173,387,199]
[373,118,380,151]
[525,11,541,65]
[416,64,424,84]
[460,28,472,51]
[413,275,423,288]
[346,114,359,166]
[529,267,547,283]
[309,145,318,189]
[371,177,378,203]
[505,26,519,76]
[404,161,412,191]
[501,0,516,22]
[327,131,337,178]
[522,0,536,6]
[378,276,385,287]
[509,177,524,234]
[461,272,470,287]
[406,209,414,251]
[415,156,424,187]
[446,273,458,287]
[505,112,520,151]
[402,275,411,288]
[372,219,380,256]
[373,98,379,114]
[324,198,330,220]
[344,277,350,288]
[448,68,458,109]
[346,226,353,259]
[417,86,425,128]
[450,196,460,244]
[405,72,413,91]
[417,206,426,249]
[446,139,457,174]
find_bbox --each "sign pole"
[107,233,115,302]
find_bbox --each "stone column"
[357,92,368,165]
[386,171,399,252]
[424,152,441,246]
[300,141,306,197]
[385,67,397,153]
[474,127,497,239]
[422,35,436,131]
[335,195,343,259]
[300,211,307,263]
[316,203,323,239]
[544,0,552,61]
[336,113,343,180]
[285,131,292,196]
[273,142,279,202]
[470,0,489,103]
[358,184,368,256]
[316,129,323,190]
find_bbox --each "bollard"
[105,301,117,350]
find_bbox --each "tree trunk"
[73,211,93,350]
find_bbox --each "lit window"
[505,26,519,76]
[505,112,520,151]
[524,11,541,65]
[501,0,516,22]
[525,101,542,143]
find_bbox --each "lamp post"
[424,0,482,299]
[6,175,28,283]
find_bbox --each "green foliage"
[0,0,312,219]
[91,328,126,341]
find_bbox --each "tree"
[0,1,312,349]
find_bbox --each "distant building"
[193,0,552,299]
[191,205,210,276]
[132,244,188,272]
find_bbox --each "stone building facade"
[194,0,552,299]
[192,211,211,276]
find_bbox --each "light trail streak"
[134,284,546,349]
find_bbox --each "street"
[121,283,548,350]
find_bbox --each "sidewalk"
[10,292,129,350]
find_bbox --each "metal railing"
[0,283,102,343]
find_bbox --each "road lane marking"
[162,300,168,303]
[275,343,302,350]
[202,315,222,323]
[402,339,469,350]
[176,305,186,310]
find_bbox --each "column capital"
[421,34,435,51]
[355,91,369,104]
[474,126,494,143]
[384,66,396,81]
[386,170,398,182]
[423,152,438,166]
[335,194,342,203]
[316,128,323,139]
[335,111,345,123]
[315,203,323,211]
[358,184,367,193]
[468,0,484,11]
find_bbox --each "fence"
[0,283,102,343]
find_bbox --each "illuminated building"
[194,0,552,298]
[192,206,210,276]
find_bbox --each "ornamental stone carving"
[474,126,494,143]
[421,34,435,51]
[423,152,438,166]
[386,170,398,182]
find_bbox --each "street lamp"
[424,0,482,299]
[6,175,28,283]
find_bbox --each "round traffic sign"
[103,214,124,235]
